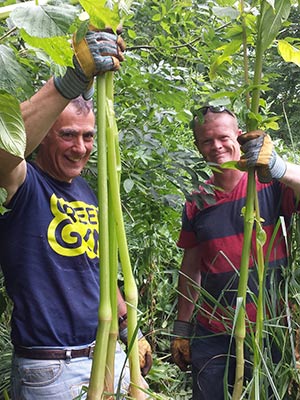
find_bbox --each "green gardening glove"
[238,130,286,183]
[54,30,125,100]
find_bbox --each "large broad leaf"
[260,0,291,52]
[20,30,73,67]
[0,45,32,96]
[278,39,300,67]
[10,4,78,38]
[0,93,25,158]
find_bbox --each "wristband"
[172,320,194,338]
[270,151,287,180]
[119,327,143,344]
[54,57,91,100]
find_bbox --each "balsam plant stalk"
[233,1,291,397]
[103,209,118,399]
[105,71,145,399]
[87,75,112,400]
[104,73,122,399]
[250,190,266,400]
[232,170,256,400]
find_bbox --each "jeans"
[11,342,130,400]
[191,324,251,400]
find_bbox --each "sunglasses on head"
[198,105,235,118]
[190,105,236,131]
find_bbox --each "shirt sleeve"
[177,201,199,249]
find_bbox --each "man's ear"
[237,129,243,138]
[194,139,200,151]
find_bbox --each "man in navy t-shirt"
[0,30,152,399]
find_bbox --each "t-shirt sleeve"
[177,201,199,249]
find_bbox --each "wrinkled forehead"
[52,105,95,131]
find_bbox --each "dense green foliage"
[0,0,300,398]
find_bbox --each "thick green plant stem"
[87,75,112,400]
[233,2,270,398]
[104,74,119,398]
[232,168,256,400]
[105,72,143,398]
[248,0,265,132]
[250,190,266,400]
[240,0,250,109]
[104,216,118,398]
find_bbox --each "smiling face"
[36,103,95,182]
[194,111,242,165]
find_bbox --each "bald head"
[192,110,239,142]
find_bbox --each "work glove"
[54,29,125,100]
[238,130,286,183]
[171,320,193,371]
[119,327,153,376]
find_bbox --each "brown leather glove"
[119,327,152,376]
[54,28,125,100]
[171,320,193,371]
[171,337,191,371]
[138,336,153,376]
[73,29,125,78]
[238,130,286,183]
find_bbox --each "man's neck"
[213,169,245,193]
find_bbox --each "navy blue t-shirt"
[0,162,100,347]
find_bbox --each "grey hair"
[69,96,94,116]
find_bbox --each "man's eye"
[61,132,74,139]
[84,133,95,141]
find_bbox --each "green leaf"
[10,4,78,38]
[127,29,136,39]
[217,39,242,57]
[221,160,240,170]
[212,6,239,19]
[123,178,134,193]
[0,188,9,215]
[256,225,267,246]
[0,93,25,158]
[79,0,120,32]
[260,0,291,52]
[0,45,32,96]
[20,30,73,67]
[277,39,300,67]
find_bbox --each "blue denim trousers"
[191,324,248,400]
[11,342,131,400]
[191,324,282,400]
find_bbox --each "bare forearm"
[117,287,127,318]
[21,78,69,156]
[177,269,201,322]
[279,162,300,197]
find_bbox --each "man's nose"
[72,136,86,152]
[212,140,222,149]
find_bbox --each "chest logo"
[48,194,99,258]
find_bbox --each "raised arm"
[238,129,300,196]
[279,162,300,196]
[0,30,125,205]
[21,78,69,157]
